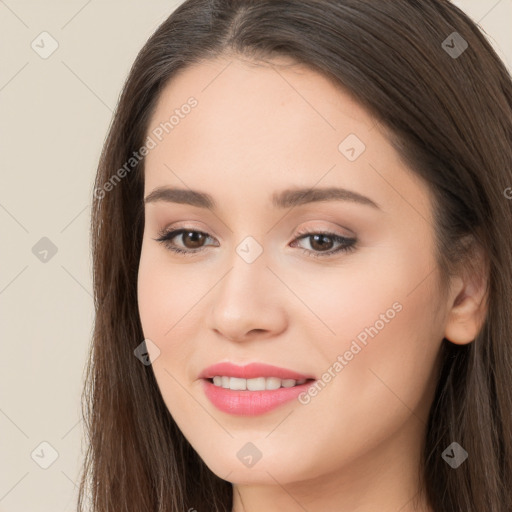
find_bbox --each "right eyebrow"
[144,187,214,208]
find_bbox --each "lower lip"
[201,379,314,416]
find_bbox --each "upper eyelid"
[159,219,354,238]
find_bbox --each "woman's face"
[137,56,449,491]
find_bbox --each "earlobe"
[444,292,488,345]
[443,242,489,346]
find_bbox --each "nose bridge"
[207,233,286,340]
[234,234,266,266]
[220,234,269,302]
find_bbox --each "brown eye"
[154,228,216,255]
[307,234,335,252]
[291,230,357,258]
[180,231,207,249]
[154,227,356,259]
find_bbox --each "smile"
[210,376,307,390]
[199,362,316,416]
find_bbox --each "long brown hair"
[79,1,512,510]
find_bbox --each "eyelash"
[154,226,357,259]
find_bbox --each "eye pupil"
[310,234,334,251]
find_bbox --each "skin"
[137,55,487,512]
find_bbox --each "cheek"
[300,267,442,460]
[137,263,169,341]
[137,242,198,340]
[326,290,441,402]
[317,228,441,363]
[298,246,442,445]
[330,252,441,400]
[137,249,203,427]
[136,239,216,363]
[136,247,197,402]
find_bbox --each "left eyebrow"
[271,186,381,210]
[143,185,381,211]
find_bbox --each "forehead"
[142,56,431,222]
[146,56,376,152]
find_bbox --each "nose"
[205,252,287,343]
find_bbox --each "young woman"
[79,1,512,511]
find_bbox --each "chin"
[197,446,316,486]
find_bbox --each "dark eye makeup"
[153,226,357,259]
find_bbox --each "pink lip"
[198,362,314,380]
[199,362,316,416]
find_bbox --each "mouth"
[205,376,314,391]
[200,371,316,416]
[199,362,317,416]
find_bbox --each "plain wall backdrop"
[0,1,511,510]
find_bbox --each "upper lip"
[199,362,315,381]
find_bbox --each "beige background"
[0,1,511,510]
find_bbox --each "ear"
[444,239,489,345]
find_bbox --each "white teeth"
[229,377,246,390]
[266,377,281,390]
[247,377,266,391]
[210,376,307,390]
